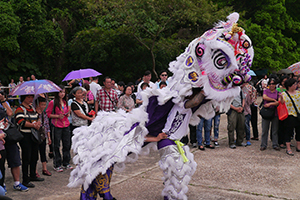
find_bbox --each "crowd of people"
[0,71,300,199]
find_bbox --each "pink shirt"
[87,91,94,101]
[46,100,70,128]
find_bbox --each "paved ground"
[4,99,300,200]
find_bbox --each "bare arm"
[95,101,99,113]
[263,94,276,102]
[184,91,205,109]
[73,110,95,121]
[1,102,13,116]
[145,133,168,142]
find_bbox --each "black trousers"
[181,125,197,145]
[0,150,6,187]
[19,134,39,183]
[250,104,259,138]
[39,139,47,163]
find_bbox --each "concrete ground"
[4,101,300,200]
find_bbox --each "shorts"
[5,143,21,168]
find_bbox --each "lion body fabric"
[68,12,254,200]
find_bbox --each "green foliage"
[1,0,300,85]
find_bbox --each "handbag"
[3,122,24,144]
[277,101,288,121]
[259,90,278,120]
[21,106,43,144]
[38,113,46,141]
[31,127,43,144]
[259,107,276,119]
[285,91,300,122]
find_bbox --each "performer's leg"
[80,183,97,200]
[159,144,197,200]
[93,166,114,200]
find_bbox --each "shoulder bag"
[259,91,278,120]
[20,106,43,144]
[285,91,300,122]
[104,90,118,111]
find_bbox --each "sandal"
[205,144,215,149]
[286,150,294,156]
[198,145,205,151]
[42,170,52,176]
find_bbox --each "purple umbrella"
[62,68,102,82]
[9,80,62,96]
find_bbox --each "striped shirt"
[15,105,39,133]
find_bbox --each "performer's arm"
[184,91,205,109]
[145,133,168,142]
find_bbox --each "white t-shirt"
[162,103,192,141]
[89,81,101,99]
[137,81,156,93]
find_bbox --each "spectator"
[181,125,197,148]
[127,82,137,106]
[249,81,259,141]
[68,79,83,87]
[26,77,30,81]
[17,76,24,85]
[211,111,221,147]
[159,81,167,89]
[89,77,101,100]
[256,74,269,96]
[136,82,149,106]
[227,89,247,149]
[117,85,135,112]
[8,79,17,107]
[46,86,72,172]
[0,118,10,197]
[0,91,27,192]
[8,79,16,93]
[111,78,117,90]
[277,75,288,149]
[95,77,118,113]
[277,75,288,93]
[137,70,156,93]
[31,75,37,81]
[281,78,300,156]
[71,87,95,129]
[83,83,94,111]
[242,82,255,146]
[116,81,125,98]
[260,78,280,151]
[35,97,52,176]
[197,117,214,150]
[15,94,44,188]
[156,70,169,89]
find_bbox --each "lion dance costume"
[68,12,254,200]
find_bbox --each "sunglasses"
[161,74,168,76]
[269,83,276,85]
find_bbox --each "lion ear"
[227,12,239,24]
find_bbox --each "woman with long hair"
[46,85,72,172]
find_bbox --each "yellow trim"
[174,140,189,163]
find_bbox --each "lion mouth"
[207,72,228,91]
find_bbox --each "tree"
[0,1,20,81]
[215,0,300,72]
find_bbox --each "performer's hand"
[157,133,168,141]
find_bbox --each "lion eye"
[212,50,230,70]
[195,43,205,58]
